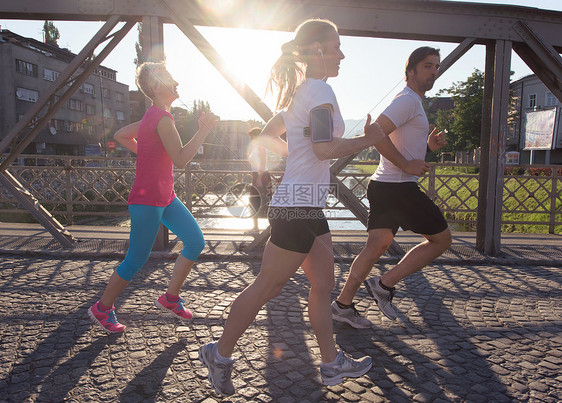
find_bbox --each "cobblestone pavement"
[0,256,560,402]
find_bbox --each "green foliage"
[437,69,485,151]
[349,163,378,175]
[134,23,144,68]
[437,165,479,175]
[192,100,212,116]
[171,100,213,143]
[425,150,439,162]
[527,167,552,176]
[171,106,189,140]
[504,166,525,176]
[43,21,60,46]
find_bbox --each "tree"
[171,100,214,143]
[43,21,60,46]
[133,23,144,68]
[423,97,455,161]
[191,100,211,117]
[170,106,189,140]
[436,69,485,152]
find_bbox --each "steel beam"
[489,40,512,256]
[437,37,477,79]
[142,15,164,62]
[161,0,274,122]
[476,40,511,255]
[1,1,561,48]
[138,15,171,251]
[243,226,271,252]
[512,21,562,102]
[0,171,76,247]
[513,20,562,79]
[476,42,494,253]
[513,43,562,104]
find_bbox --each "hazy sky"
[1,0,560,126]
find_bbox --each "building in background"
[202,120,250,161]
[0,29,130,157]
[195,120,282,170]
[128,90,146,123]
[425,96,455,118]
[509,74,561,164]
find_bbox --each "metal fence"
[1,155,560,233]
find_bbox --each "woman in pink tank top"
[88,62,217,333]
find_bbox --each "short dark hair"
[405,46,440,81]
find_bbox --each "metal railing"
[1,155,560,233]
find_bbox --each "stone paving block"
[340,391,363,401]
[1,258,561,401]
[413,392,433,402]
[386,390,411,403]
[511,381,530,393]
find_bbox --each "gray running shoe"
[364,276,397,320]
[331,301,371,329]
[320,350,372,386]
[198,342,235,396]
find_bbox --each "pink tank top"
[128,106,176,206]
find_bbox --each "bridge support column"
[476,40,512,255]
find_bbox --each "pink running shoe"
[154,293,193,320]
[88,301,125,333]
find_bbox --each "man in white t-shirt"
[332,47,451,328]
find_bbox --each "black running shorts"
[268,207,330,253]
[366,180,448,235]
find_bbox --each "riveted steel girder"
[1,0,561,48]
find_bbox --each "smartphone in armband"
[310,107,333,143]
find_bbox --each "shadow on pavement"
[120,340,187,402]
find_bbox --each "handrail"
[0,155,560,233]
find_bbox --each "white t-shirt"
[248,145,267,172]
[371,86,429,183]
[270,78,345,207]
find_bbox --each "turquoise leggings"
[116,197,205,281]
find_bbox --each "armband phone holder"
[309,107,333,143]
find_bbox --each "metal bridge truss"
[0,0,560,255]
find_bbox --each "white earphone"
[318,48,327,80]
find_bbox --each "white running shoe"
[364,276,397,320]
[331,301,371,329]
[320,350,372,386]
[198,342,235,396]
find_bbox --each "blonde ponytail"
[267,19,337,111]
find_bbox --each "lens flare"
[273,347,283,359]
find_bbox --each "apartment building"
[0,29,130,156]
